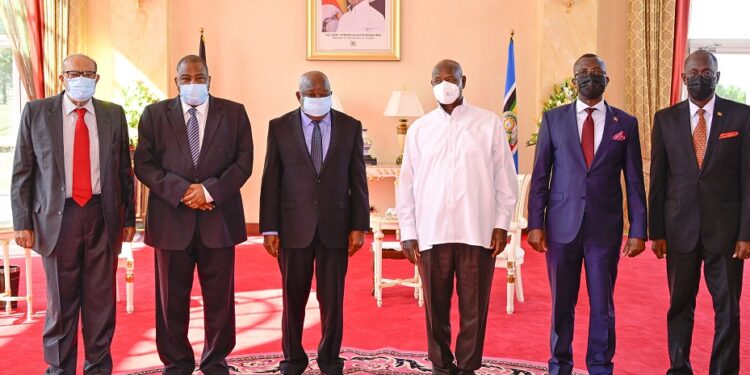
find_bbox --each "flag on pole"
[199,28,206,63]
[502,32,518,171]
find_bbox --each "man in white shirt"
[336,0,385,33]
[397,59,518,375]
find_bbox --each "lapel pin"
[717,112,723,117]
[613,116,619,122]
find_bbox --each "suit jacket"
[134,96,253,250]
[649,96,750,253]
[259,109,369,249]
[11,93,135,256]
[528,101,647,246]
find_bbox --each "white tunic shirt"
[397,101,518,251]
[336,0,385,33]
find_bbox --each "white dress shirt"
[62,94,100,197]
[336,0,385,33]
[180,99,214,202]
[397,101,518,251]
[576,98,606,153]
[688,94,715,137]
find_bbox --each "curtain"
[0,0,70,100]
[625,0,677,188]
[0,0,44,100]
[670,0,690,105]
[40,0,69,97]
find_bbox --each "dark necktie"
[311,120,323,174]
[581,107,596,168]
[187,107,200,166]
[72,108,92,206]
[693,108,707,169]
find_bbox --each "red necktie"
[72,108,92,206]
[581,107,595,168]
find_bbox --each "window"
[687,0,750,104]
[0,18,26,229]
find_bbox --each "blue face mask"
[179,84,209,106]
[301,95,333,117]
[66,77,97,102]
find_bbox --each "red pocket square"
[612,131,627,141]
[719,131,739,139]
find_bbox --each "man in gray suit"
[11,54,135,374]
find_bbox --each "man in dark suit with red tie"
[134,55,253,375]
[259,71,369,375]
[11,54,135,374]
[649,50,750,375]
[527,54,647,375]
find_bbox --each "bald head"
[684,49,718,72]
[62,54,97,73]
[431,59,463,83]
[298,71,331,94]
[573,53,606,76]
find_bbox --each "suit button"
[60,186,64,191]
[313,200,318,205]
[581,196,585,200]
[58,211,62,215]
[316,179,321,183]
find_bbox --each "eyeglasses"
[575,69,606,78]
[63,70,97,79]
[684,70,716,79]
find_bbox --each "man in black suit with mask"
[260,71,369,375]
[650,49,750,375]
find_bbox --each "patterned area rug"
[123,348,587,374]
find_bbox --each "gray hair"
[298,71,331,93]
[62,54,98,72]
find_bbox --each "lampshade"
[383,90,424,118]
[331,93,344,112]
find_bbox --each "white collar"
[62,93,95,116]
[575,98,606,114]
[181,98,209,116]
[688,94,716,117]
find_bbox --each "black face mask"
[576,74,607,100]
[687,75,716,101]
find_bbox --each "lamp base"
[396,154,403,165]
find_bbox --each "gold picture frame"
[307,0,400,61]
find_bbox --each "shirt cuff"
[202,185,214,203]
[399,226,418,242]
[262,231,279,236]
[494,214,511,232]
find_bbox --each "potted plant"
[121,81,160,148]
[527,78,577,146]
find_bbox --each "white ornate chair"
[116,241,135,313]
[495,173,531,314]
[371,216,423,308]
[0,231,34,322]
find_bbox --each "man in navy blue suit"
[527,53,647,375]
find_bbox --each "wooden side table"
[0,230,34,322]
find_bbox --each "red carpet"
[0,235,748,374]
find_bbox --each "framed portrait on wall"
[307,0,400,61]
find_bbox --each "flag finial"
[200,27,204,35]
[510,29,515,39]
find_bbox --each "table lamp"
[383,90,424,165]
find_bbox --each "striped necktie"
[187,107,200,166]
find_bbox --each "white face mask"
[301,95,333,117]
[432,81,461,105]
